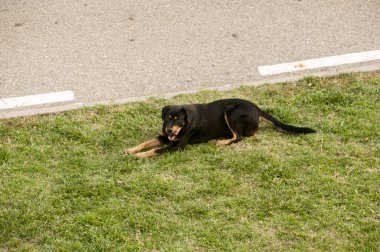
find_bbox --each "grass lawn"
[0,73,379,251]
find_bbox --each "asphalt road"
[1,0,379,117]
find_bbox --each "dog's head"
[161,105,192,141]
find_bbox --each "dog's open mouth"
[168,132,178,141]
[166,125,183,141]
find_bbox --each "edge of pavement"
[1,62,379,119]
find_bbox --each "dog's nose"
[166,128,173,134]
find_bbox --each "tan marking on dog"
[216,113,238,146]
[134,149,159,158]
[172,125,183,134]
[124,138,161,155]
[259,116,271,124]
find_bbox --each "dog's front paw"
[133,150,158,158]
[133,152,147,158]
[123,147,139,155]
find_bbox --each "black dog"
[124,98,316,158]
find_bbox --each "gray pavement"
[1,0,379,117]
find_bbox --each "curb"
[1,63,379,119]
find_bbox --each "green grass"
[0,73,379,251]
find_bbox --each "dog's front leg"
[124,135,168,155]
[133,137,189,158]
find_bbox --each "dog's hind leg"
[216,105,260,146]
[216,112,242,146]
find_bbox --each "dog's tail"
[259,110,316,134]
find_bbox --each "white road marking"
[0,91,75,110]
[258,50,380,75]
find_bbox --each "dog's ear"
[181,106,193,124]
[161,105,170,120]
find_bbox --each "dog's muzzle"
[166,127,180,141]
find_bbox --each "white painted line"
[258,50,380,76]
[0,91,75,110]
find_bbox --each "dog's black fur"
[124,98,316,158]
